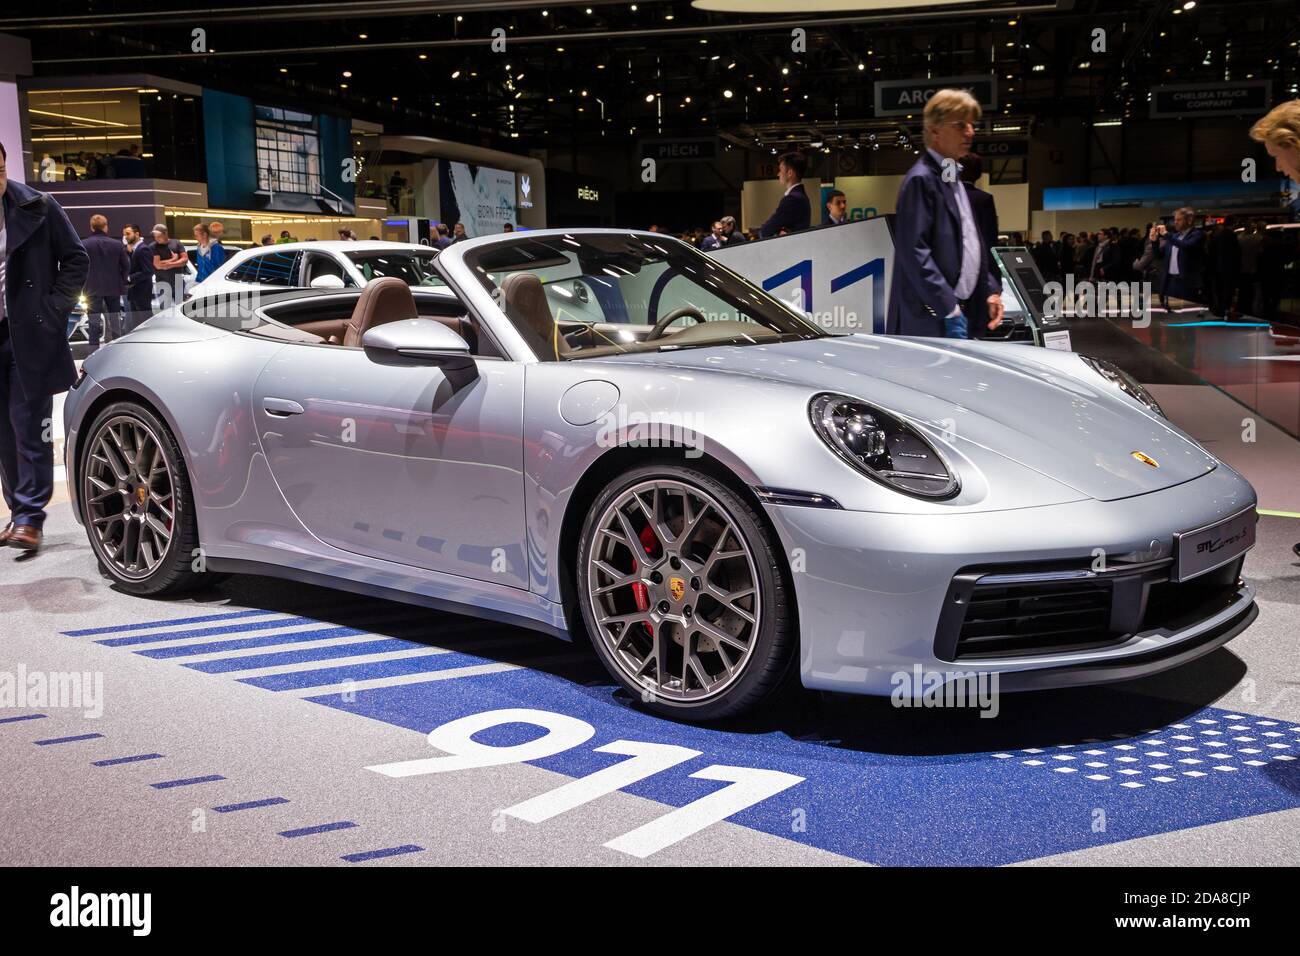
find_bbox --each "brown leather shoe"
[0,523,13,545]
[7,525,42,551]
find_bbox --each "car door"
[250,327,529,589]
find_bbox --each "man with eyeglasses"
[886,89,1004,339]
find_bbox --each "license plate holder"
[1173,509,1256,583]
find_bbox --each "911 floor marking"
[367,707,805,858]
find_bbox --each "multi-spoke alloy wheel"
[578,467,795,718]
[79,402,201,595]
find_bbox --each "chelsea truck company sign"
[1150,81,1272,118]
[874,75,997,117]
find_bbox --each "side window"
[254,251,302,287]
[227,256,262,283]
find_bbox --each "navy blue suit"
[126,240,156,329]
[0,180,89,530]
[1156,228,1206,305]
[887,152,991,337]
[960,182,1002,340]
[758,183,811,238]
[82,231,130,348]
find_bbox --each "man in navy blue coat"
[1153,207,1206,307]
[886,89,1003,338]
[758,152,811,239]
[0,141,90,552]
[82,213,129,351]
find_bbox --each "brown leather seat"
[343,277,420,348]
[499,272,566,360]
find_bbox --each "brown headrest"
[343,276,419,348]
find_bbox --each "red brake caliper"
[630,524,658,624]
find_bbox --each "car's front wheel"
[576,465,796,720]
[79,401,202,596]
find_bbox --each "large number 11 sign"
[761,257,887,333]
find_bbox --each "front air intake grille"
[935,554,1247,663]
[951,579,1118,659]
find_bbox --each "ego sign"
[366,707,804,858]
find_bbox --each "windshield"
[459,232,823,360]
[345,250,445,287]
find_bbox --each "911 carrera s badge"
[669,576,686,602]
[1131,451,1159,468]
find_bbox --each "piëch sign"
[874,75,997,117]
[1150,81,1272,118]
[639,137,718,163]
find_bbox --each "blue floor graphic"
[62,607,1300,865]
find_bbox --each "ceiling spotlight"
[358,33,367,39]
[723,89,733,98]
[342,71,352,78]
[645,93,656,102]
[451,70,461,78]
[418,53,427,60]
[857,63,865,71]
[1183,1,1196,8]
[781,66,790,75]
[279,67,287,73]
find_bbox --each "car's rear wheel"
[576,464,796,720]
[79,401,203,596]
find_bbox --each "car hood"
[591,334,1217,502]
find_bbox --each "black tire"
[78,400,204,596]
[575,463,797,721]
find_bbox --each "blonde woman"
[1250,99,1300,183]
[1249,100,1300,558]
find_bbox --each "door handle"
[262,397,305,417]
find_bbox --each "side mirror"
[310,274,346,289]
[362,318,476,374]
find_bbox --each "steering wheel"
[646,306,708,341]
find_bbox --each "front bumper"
[764,464,1259,696]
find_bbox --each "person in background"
[957,152,1003,339]
[82,213,129,351]
[208,220,228,263]
[451,222,468,243]
[1057,232,1076,280]
[1206,218,1240,318]
[503,223,515,233]
[824,189,848,226]
[1153,208,1206,308]
[647,224,660,233]
[336,227,355,241]
[1237,220,1263,317]
[699,221,725,251]
[0,139,90,553]
[276,230,293,244]
[759,152,811,238]
[260,234,274,246]
[192,223,221,283]
[150,224,188,309]
[886,90,1002,338]
[433,223,453,249]
[125,225,156,333]
[1032,230,1060,284]
[1094,227,1123,282]
[123,222,143,255]
[719,215,745,244]
[1075,230,1096,280]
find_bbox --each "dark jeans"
[0,327,56,529]
[85,294,124,351]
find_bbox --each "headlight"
[809,393,959,499]
[1081,356,1165,418]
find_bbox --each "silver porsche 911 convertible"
[64,229,1258,720]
